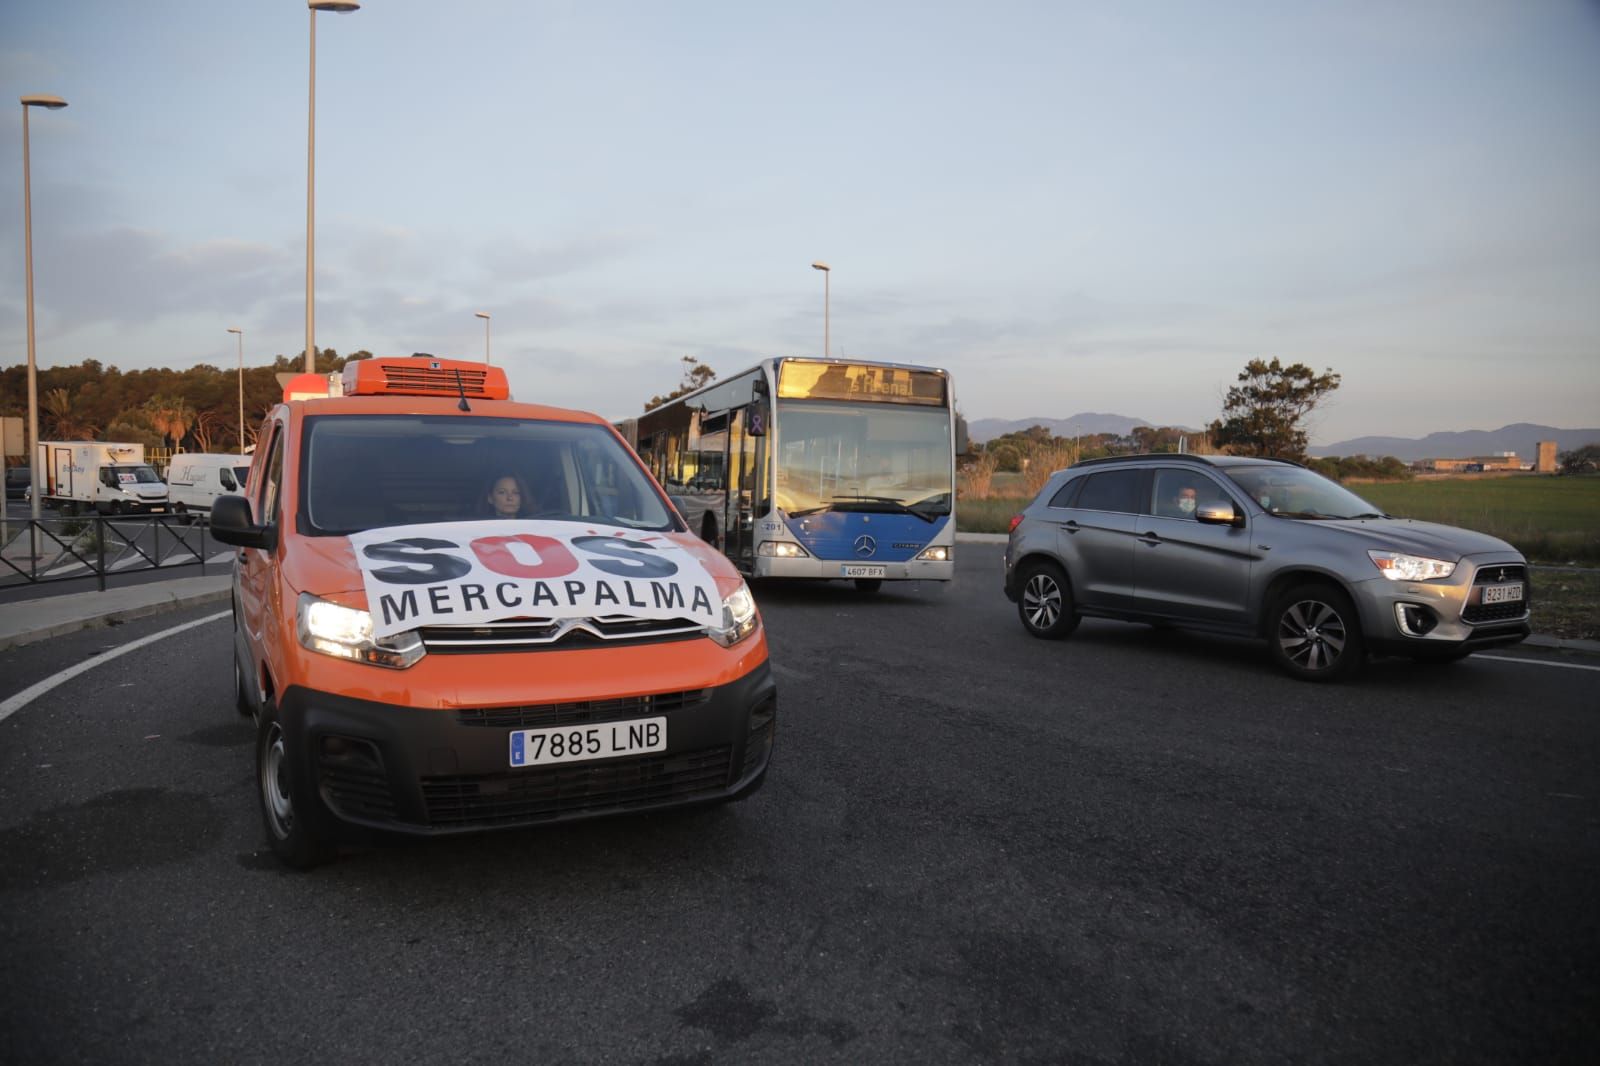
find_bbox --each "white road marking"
[1478,654,1600,673]
[0,609,230,725]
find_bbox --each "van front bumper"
[274,661,776,837]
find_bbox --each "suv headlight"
[1368,550,1456,582]
[296,593,426,668]
[707,581,759,647]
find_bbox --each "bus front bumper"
[752,556,954,582]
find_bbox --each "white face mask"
[1178,497,1196,515]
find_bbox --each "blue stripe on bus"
[783,513,949,562]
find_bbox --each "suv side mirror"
[210,493,275,550]
[1195,503,1245,528]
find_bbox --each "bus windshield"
[774,400,953,519]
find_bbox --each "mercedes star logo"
[853,535,877,558]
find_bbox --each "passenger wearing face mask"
[1172,484,1199,518]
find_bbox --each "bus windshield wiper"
[786,504,832,517]
[829,495,942,523]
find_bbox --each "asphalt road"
[1,544,1596,1064]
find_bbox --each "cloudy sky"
[2,0,1597,444]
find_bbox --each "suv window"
[1046,477,1082,509]
[1074,470,1143,514]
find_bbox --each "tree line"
[0,350,372,456]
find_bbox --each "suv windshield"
[1223,465,1385,520]
[301,415,677,535]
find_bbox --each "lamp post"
[811,261,830,358]
[21,94,68,533]
[227,328,245,453]
[474,311,491,364]
[306,0,360,374]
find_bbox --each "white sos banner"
[348,520,723,638]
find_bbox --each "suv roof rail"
[1070,452,1220,470]
[1068,452,1304,471]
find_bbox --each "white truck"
[165,453,252,516]
[35,440,171,516]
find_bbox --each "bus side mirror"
[747,401,769,437]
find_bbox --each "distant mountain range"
[1307,423,1600,462]
[969,416,1600,462]
[968,413,1198,443]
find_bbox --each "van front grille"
[456,690,708,730]
[419,616,704,652]
[420,746,732,828]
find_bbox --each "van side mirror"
[210,494,275,550]
[1195,503,1245,528]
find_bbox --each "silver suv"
[1003,454,1531,681]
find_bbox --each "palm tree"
[41,387,98,439]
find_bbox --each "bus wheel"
[854,578,883,594]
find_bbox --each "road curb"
[0,576,232,652]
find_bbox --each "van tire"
[1269,582,1364,682]
[233,653,254,717]
[256,701,332,869]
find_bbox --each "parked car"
[4,465,29,500]
[211,356,775,867]
[1003,454,1531,681]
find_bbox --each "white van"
[166,453,252,517]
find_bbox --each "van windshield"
[300,415,679,535]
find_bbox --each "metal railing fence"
[0,512,221,590]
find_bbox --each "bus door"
[723,406,766,570]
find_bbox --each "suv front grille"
[421,746,732,828]
[456,690,708,730]
[1462,564,1530,624]
[419,615,704,652]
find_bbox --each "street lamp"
[306,0,360,374]
[474,311,491,364]
[811,261,830,358]
[21,93,68,531]
[226,328,245,453]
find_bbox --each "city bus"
[631,358,957,591]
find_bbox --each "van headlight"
[707,582,759,647]
[296,593,426,668]
[1368,550,1456,582]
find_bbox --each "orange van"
[212,357,775,867]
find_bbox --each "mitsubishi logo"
[853,535,877,558]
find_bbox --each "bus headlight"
[758,540,810,558]
[708,582,759,647]
[296,593,425,668]
[916,545,951,562]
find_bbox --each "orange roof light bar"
[342,357,512,399]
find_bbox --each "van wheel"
[173,501,189,521]
[854,578,883,594]
[109,500,123,516]
[233,653,254,717]
[1017,559,1079,639]
[256,701,331,869]
[1269,583,1364,682]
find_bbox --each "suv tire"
[1269,582,1364,682]
[1017,559,1080,640]
[256,701,331,869]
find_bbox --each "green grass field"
[958,475,1600,563]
